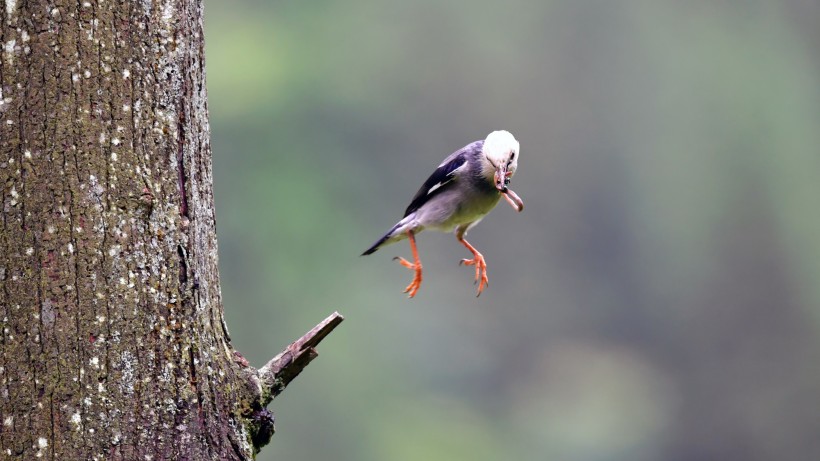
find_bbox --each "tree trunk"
[0,1,340,459]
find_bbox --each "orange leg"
[392,231,423,298]
[457,235,489,297]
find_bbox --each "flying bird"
[362,130,524,297]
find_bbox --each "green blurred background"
[204,1,820,460]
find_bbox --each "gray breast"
[416,185,501,232]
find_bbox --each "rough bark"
[0,1,341,459]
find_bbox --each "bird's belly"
[419,191,501,232]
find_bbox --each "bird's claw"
[394,257,422,298]
[403,276,422,298]
[393,256,415,269]
[459,254,489,296]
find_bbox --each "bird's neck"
[477,155,498,187]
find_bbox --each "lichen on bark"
[0,1,263,459]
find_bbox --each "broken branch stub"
[257,311,344,404]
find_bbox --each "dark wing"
[403,143,479,217]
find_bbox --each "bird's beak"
[494,166,508,192]
[495,166,524,212]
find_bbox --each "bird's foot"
[393,257,423,298]
[459,252,489,296]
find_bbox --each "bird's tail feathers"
[361,221,405,256]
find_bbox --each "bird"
[362,130,524,298]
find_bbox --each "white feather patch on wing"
[426,161,466,195]
[426,181,446,195]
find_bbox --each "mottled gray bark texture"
[0,1,341,459]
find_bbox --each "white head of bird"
[481,130,520,192]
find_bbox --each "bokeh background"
[204,1,820,460]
